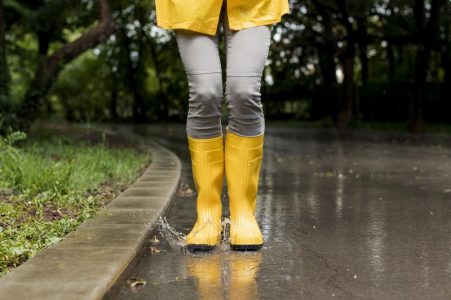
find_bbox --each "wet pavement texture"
[105,125,451,300]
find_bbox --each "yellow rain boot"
[185,135,224,251]
[225,130,264,250]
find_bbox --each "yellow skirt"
[155,0,290,35]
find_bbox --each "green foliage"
[0,130,151,274]
[51,51,117,122]
[1,0,451,126]
[0,129,27,188]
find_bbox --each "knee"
[192,85,222,109]
[188,75,223,116]
[226,77,263,115]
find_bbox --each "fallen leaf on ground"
[128,277,146,288]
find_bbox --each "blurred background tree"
[0,0,450,133]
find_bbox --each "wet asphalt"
[105,124,451,300]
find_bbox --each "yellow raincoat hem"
[157,21,219,36]
[228,5,290,31]
[156,2,290,36]
[228,17,287,31]
[158,15,288,36]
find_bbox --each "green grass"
[0,130,151,275]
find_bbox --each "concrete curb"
[0,140,182,300]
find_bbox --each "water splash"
[156,216,186,250]
[156,216,233,252]
[220,217,231,250]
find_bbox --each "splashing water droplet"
[156,216,233,252]
[156,216,186,250]
[220,217,231,250]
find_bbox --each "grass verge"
[0,128,151,275]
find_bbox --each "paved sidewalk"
[0,139,181,300]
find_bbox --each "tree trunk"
[335,0,356,128]
[120,26,146,123]
[16,0,116,131]
[356,15,368,86]
[311,0,339,120]
[338,47,355,128]
[444,47,451,114]
[410,0,445,132]
[312,0,337,86]
[387,43,395,81]
[110,78,119,120]
[319,48,338,86]
[410,0,426,132]
[356,16,368,122]
[411,46,428,132]
[0,0,9,115]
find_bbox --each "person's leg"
[174,27,224,251]
[223,14,272,250]
[224,17,271,137]
[174,29,223,138]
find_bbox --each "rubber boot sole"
[230,244,263,251]
[186,244,216,252]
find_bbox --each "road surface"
[105,124,451,300]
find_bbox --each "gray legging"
[174,5,272,138]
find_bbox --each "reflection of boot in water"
[185,253,224,300]
[228,252,262,300]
